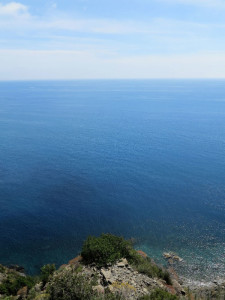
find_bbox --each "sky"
[0,0,225,79]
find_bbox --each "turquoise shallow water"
[0,80,225,282]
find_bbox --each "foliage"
[129,254,172,285]
[27,286,51,300]
[0,234,174,299]
[47,265,124,300]
[0,264,6,273]
[81,234,133,267]
[33,294,51,300]
[101,291,125,300]
[137,262,171,285]
[81,233,171,284]
[0,273,35,296]
[47,266,95,300]
[139,289,178,300]
[40,264,56,285]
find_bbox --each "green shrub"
[47,265,125,300]
[0,297,15,300]
[0,264,5,273]
[131,256,172,285]
[101,292,125,300]
[0,273,35,296]
[160,270,172,285]
[47,266,94,300]
[81,233,172,284]
[40,264,56,285]
[81,234,132,267]
[139,289,178,300]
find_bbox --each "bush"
[0,264,5,273]
[131,256,172,285]
[47,265,125,300]
[160,270,172,285]
[81,233,172,284]
[47,265,94,300]
[81,234,132,267]
[139,289,178,300]
[0,273,35,296]
[40,264,56,285]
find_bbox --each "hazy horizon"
[1,78,225,81]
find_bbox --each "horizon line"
[1,78,225,82]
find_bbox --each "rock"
[59,264,67,270]
[164,284,176,295]
[101,269,113,283]
[181,290,186,296]
[168,267,179,281]
[117,258,128,267]
[0,273,4,283]
[17,286,28,299]
[163,252,183,262]
[163,252,172,259]
[143,288,149,294]
[34,282,42,293]
[35,251,180,300]
[8,264,25,273]
[68,255,82,265]
[137,250,148,259]
[108,285,114,292]
[173,255,183,262]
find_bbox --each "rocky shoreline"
[75,257,186,299]
[0,251,185,299]
[1,255,225,300]
[1,234,225,300]
[162,251,225,299]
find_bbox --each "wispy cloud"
[0,3,224,60]
[0,1,225,79]
[159,0,225,9]
[0,2,224,38]
[0,2,29,17]
[0,6,220,37]
[0,7,147,35]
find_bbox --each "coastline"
[1,243,225,299]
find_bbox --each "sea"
[0,80,225,285]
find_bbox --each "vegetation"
[47,265,124,300]
[0,273,35,296]
[81,233,171,284]
[0,265,5,273]
[81,233,133,267]
[40,264,56,286]
[139,289,178,299]
[0,234,175,299]
[133,256,172,285]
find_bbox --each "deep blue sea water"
[0,80,225,283]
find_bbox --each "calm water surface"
[0,80,225,283]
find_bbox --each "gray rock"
[83,258,174,300]
[117,258,128,267]
[101,269,113,284]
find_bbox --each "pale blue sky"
[0,0,225,79]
